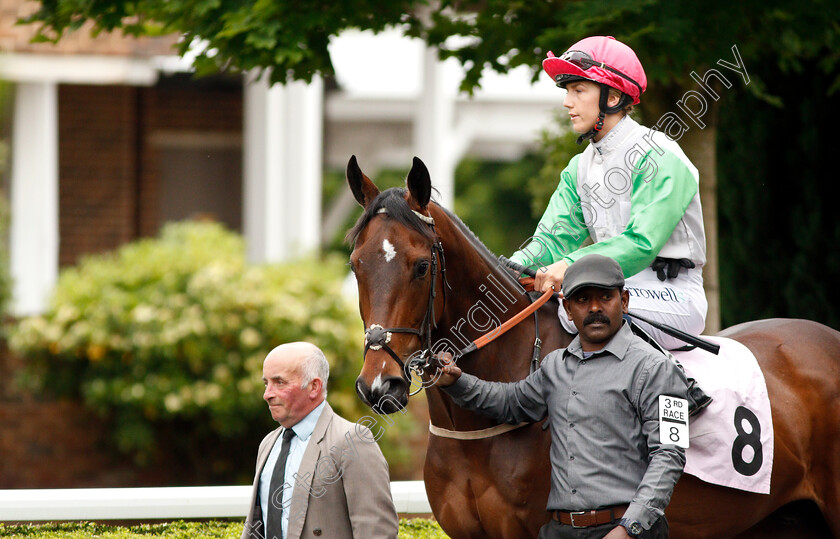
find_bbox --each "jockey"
[511,35,708,352]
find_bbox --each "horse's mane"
[346,188,499,263]
[436,205,504,270]
[345,188,437,245]
[347,189,559,323]
[436,204,552,302]
[346,189,530,295]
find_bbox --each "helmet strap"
[576,112,604,145]
[575,84,630,145]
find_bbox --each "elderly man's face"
[563,286,629,351]
[262,350,320,428]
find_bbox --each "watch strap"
[618,517,643,538]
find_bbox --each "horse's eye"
[348,260,356,273]
[415,260,430,278]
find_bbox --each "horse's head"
[345,155,447,414]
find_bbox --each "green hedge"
[0,519,448,538]
[6,221,420,482]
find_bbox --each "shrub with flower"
[7,221,419,482]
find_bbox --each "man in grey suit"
[242,342,399,539]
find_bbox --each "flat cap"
[561,254,625,297]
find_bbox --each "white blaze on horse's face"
[382,239,397,262]
[371,372,384,393]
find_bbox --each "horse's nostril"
[369,377,409,414]
[355,378,372,407]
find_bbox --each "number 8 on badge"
[659,395,689,448]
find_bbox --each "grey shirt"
[444,322,688,530]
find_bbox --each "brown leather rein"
[456,287,553,356]
[360,207,555,439]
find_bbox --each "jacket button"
[313,529,322,536]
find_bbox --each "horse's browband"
[376,207,435,225]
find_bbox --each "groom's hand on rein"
[432,352,462,387]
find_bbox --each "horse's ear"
[346,155,380,208]
[406,156,431,210]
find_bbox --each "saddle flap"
[674,337,774,494]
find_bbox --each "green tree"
[717,60,840,330]
[22,0,840,328]
[27,1,835,93]
[23,0,425,85]
[452,154,542,256]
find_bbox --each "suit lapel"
[252,428,282,523]
[257,428,283,476]
[286,404,334,539]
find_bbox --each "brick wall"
[0,345,171,488]
[57,75,242,266]
[144,76,243,132]
[58,84,140,267]
[0,0,177,56]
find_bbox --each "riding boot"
[686,377,712,416]
[670,357,712,416]
[627,320,713,415]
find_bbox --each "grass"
[0,519,449,538]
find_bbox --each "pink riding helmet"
[542,36,647,105]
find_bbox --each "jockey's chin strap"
[363,208,450,395]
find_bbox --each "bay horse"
[345,155,840,538]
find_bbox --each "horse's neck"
[435,237,536,376]
[427,224,569,430]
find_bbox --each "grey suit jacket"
[242,403,399,539]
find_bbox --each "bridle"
[362,207,450,395]
[360,206,552,400]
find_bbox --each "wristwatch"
[618,517,643,538]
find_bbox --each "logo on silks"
[626,286,688,303]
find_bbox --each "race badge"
[659,395,689,448]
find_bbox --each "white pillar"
[9,81,59,316]
[413,48,456,209]
[243,74,323,263]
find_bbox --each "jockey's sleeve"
[562,149,698,277]
[510,154,587,271]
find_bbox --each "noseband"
[363,208,450,395]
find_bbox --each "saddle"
[627,321,712,416]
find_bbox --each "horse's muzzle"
[355,375,409,414]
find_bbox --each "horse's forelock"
[345,188,436,245]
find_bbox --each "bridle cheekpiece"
[361,207,449,395]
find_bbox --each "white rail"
[0,481,430,521]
